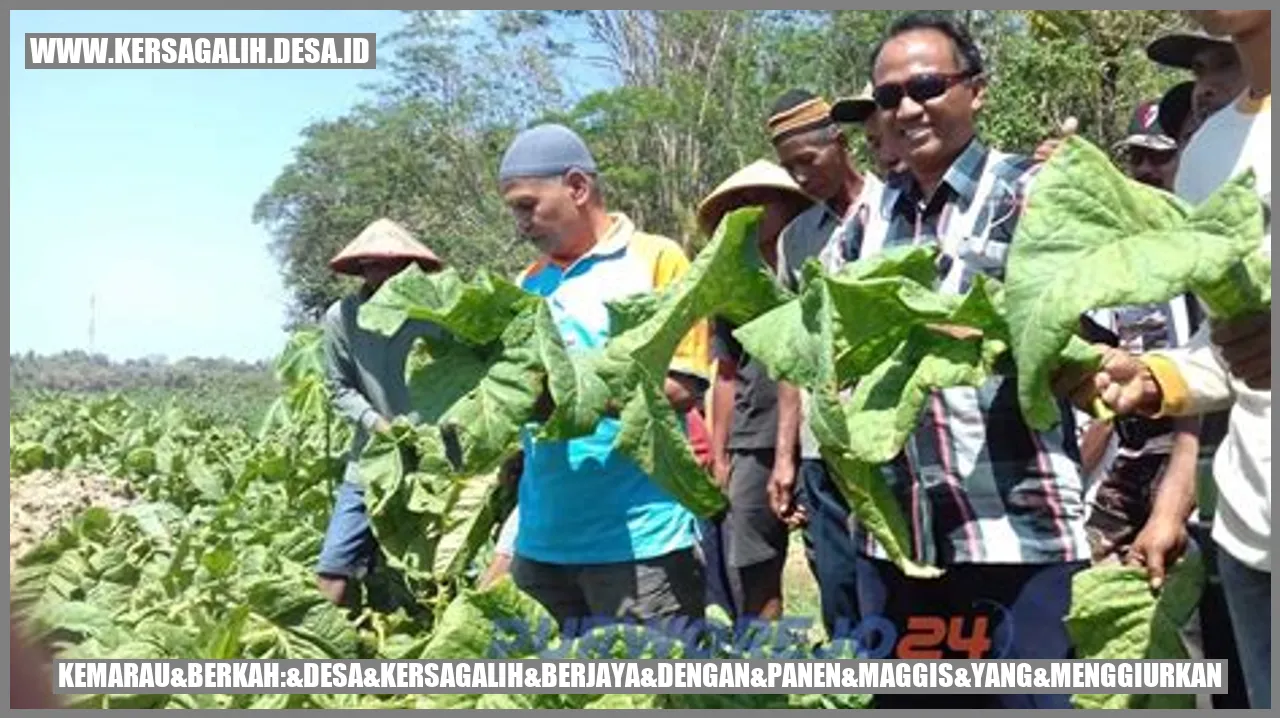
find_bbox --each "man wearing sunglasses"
[763,89,884,645]
[847,13,1093,709]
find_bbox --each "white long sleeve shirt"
[1147,92,1271,572]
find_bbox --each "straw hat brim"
[329,253,443,276]
[696,160,814,236]
[329,218,444,276]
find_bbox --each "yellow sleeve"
[1141,322,1237,417]
[652,244,712,382]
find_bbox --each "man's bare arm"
[1129,417,1201,589]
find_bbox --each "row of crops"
[8,337,868,709]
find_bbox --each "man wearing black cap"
[832,83,906,177]
[1075,9,1271,708]
[1147,27,1246,131]
[763,89,884,643]
[1114,97,1181,189]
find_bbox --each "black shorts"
[726,448,788,569]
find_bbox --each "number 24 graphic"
[897,616,994,659]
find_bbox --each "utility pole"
[88,292,96,352]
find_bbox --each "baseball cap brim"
[831,96,876,124]
[1157,81,1194,140]
[1146,31,1234,70]
[1114,134,1179,153]
[831,82,877,124]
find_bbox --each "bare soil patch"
[9,470,135,573]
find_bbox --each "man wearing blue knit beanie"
[493,123,713,635]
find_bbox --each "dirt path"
[9,470,136,574]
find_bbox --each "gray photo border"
[6,2,1278,717]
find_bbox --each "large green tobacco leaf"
[735,246,946,387]
[533,301,610,440]
[648,207,790,327]
[613,380,727,518]
[273,327,326,387]
[422,578,556,660]
[1006,136,1268,431]
[1066,555,1206,709]
[843,324,1002,465]
[431,472,502,581]
[404,334,504,425]
[358,265,535,344]
[243,576,361,659]
[748,272,934,577]
[825,249,961,377]
[597,207,790,385]
[435,308,546,473]
[821,451,940,579]
[357,428,441,576]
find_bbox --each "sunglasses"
[872,71,977,110]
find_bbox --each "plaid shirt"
[852,138,1091,566]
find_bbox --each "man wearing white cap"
[495,123,712,633]
[315,218,446,607]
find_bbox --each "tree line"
[253,10,1192,326]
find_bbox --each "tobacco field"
[9,139,1267,709]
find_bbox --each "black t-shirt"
[712,318,778,451]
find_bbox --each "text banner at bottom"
[53,659,1226,695]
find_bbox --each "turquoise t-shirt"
[512,220,701,565]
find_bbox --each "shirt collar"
[548,212,634,276]
[883,136,990,217]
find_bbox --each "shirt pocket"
[950,234,1009,292]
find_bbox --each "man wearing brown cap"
[315,218,446,607]
[764,89,885,643]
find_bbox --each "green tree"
[252,11,569,323]
[256,10,1198,317]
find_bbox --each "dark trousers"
[698,517,739,619]
[796,459,861,638]
[1188,523,1251,708]
[854,555,1089,709]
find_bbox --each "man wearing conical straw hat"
[698,159,812,620]
[315,217,445,607]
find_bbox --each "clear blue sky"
[10,10,452,363]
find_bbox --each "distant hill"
[10,350,282,429]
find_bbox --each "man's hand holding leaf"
[1093,348,1164,417]
[1127,514,1189,591]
